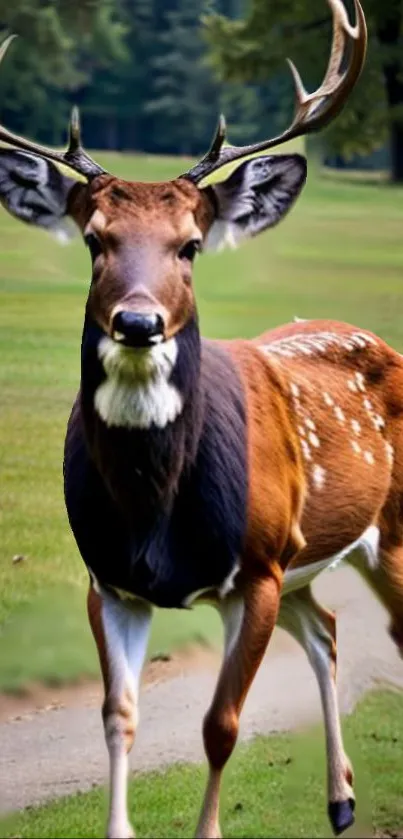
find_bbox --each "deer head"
[0,0,366,351]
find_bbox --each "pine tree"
[205,0,403,181]
[0,0,127,146]
[145,2,221,156]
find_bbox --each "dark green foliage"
[206,0,403,181]
[0,0,290,159]
[0,0,400,176]
[0,0,126,145]
[145,3,220,155]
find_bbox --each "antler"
[0,35,106,181]
[182,0,367,185]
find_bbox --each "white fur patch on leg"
[95,336,183,429]
[101,593,152,839]
[278,593,354,806]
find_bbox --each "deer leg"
[350,540,403,657]
[278,587,354,837]
[88,585,152,839]
[195,572,281,839]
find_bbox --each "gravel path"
[2,565,403,815]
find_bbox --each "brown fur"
[246,320,403,573]
[87,585,110,691]
[204,576,281,768]
[68,176,214,339]
[227,339,306,580]
[64,180,403,839]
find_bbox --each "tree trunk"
[377,13,403,182]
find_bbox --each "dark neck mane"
[80,315,203,536]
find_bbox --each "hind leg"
[351,538,403,656]
[278,587,354,836]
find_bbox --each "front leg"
[196,571,281,839]
[88,584,152,839]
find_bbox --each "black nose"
[112,311,165,348]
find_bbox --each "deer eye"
[84,232,103,262]
[178,239,202,262]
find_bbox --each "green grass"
[2,146,403,691]
[1,690,403,838]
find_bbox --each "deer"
[2,2,394,836]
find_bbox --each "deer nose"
[112,311,165,348]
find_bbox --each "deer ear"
[203,154,307,252]
[0,149,79,241]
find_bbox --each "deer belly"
[282,524,379,596]
[97,548,240,610]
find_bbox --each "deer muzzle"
[111,310,165,348]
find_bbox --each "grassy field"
[2,147,403,692]
[2,690,403,838]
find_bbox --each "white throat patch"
[94,336,183,430]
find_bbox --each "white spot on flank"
[351,335,367,349]
[354,331,378,347]
[323,392,334,406]
[351,419,361,435]
[355,372,366,392]
[385,441,394,465]
[372,414,385,431]
[351,440,361,454]
[305,417,316,431]
[298,424,306,437]
[301,439,312,461]
[312,463,326,490]
[364,450,375,465]
[260,330,378,363]
[308,431,320,448]
[95,336,183,429]
[363,397,373,412]
[334,405,345,423]
[347,379,357,393]
[290,383,300,398]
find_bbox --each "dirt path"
[2,565,403,815]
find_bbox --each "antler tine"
[286,0,367,130]
[181,114,227,184]
[0,33,17,63]
[207,113,227,160]
[63,105,106,179]
[0,36,106,181]
[182,0,367,185]
[68,106,81,154]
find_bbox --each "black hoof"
[328,798,355,836]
